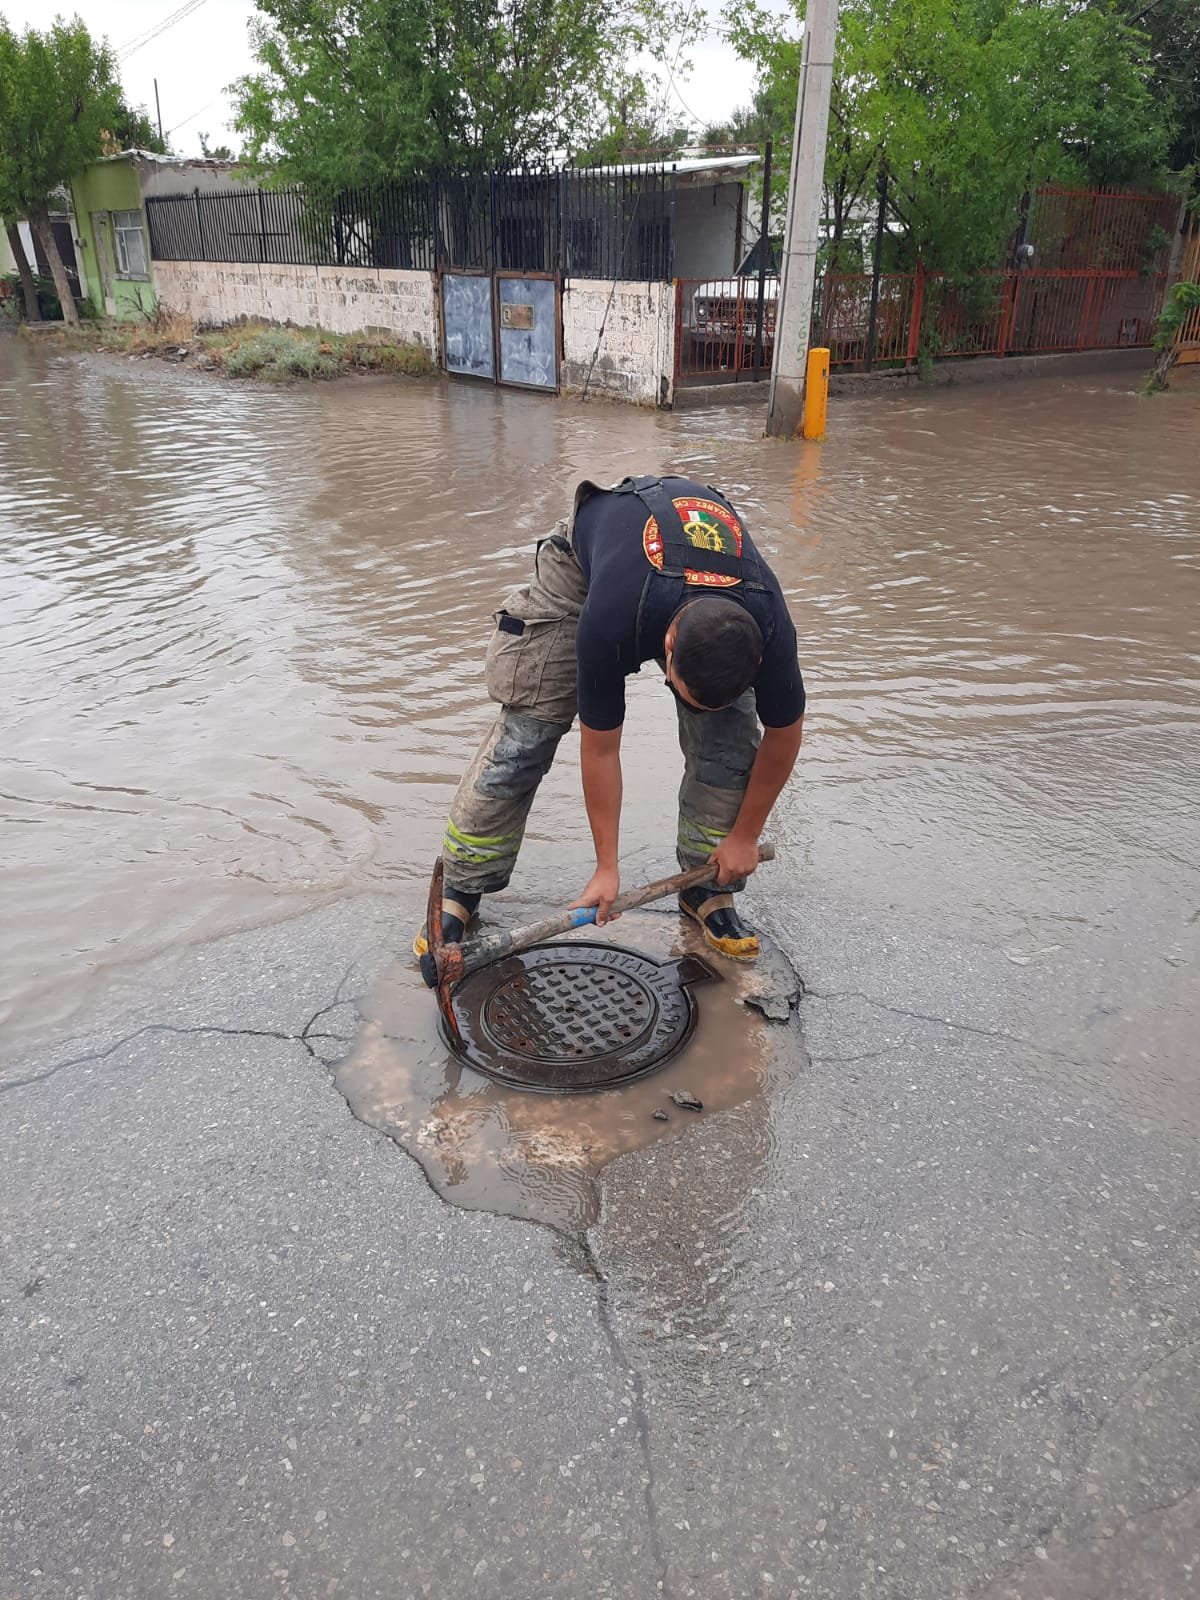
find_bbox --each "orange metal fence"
[675,264,1171,381]
[1176,216,1200,366]
[675,276,778,380]
[1025,186,1179,271]
[674,182,1180,384]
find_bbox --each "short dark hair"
[671,597,763,709]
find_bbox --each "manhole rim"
[439,939,715,1095]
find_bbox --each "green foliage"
[1,269,60,318]
[574,76,691,163]
[726,0,1173,275]
[1107,0,1200,173]
[218,326,338,379]
[198,132,235,161]
[701,98,774,149]
[1152,279,1200,352]
[1143,278,1200,391]
[232,0,695,187]
[196,322,436,381]
[0,17,124,216]
[327,329,435,375]
[111,100,169,155]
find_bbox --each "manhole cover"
[441,942,719,1093]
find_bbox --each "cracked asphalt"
[4,854,1199,1600]
[4,364,1200,1598]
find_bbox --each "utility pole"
[154,79,164,145]
[766,0,839,438]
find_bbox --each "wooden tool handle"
[607,841,776,917]
[457,842,776,979]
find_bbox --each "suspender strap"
[612,475,755,582]
[611,475,691,577]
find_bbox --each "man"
[416,474,805,962]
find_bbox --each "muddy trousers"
[442,535,762,897]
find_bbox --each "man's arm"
[710,716,804,884]
[569,722,624,922]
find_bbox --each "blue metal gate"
[442,273,494,380]
[496,274,559,390]
[440,272,560,391]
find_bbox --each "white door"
[91,212,115,314]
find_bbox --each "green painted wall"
[70,158,157,318]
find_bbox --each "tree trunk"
[5,223,41,321]
[29,211,78,325]
[1145,342,1179,392]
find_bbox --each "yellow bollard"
[801,346,830,440]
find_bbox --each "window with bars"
[112,210,148,278]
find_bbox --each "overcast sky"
[3,0,763,159]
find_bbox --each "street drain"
[441,942,720,1092]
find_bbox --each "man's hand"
[570,865,621,924]
[709,831,761,886]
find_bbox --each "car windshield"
[736,237,782,276]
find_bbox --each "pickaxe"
[419,843,776,1037]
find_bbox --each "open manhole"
[440,941,720,1093]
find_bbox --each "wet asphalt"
[4,867,1198,1600]
[5,347,1200,1596]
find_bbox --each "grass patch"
[39,313,434,384]
[43,307,196,357]
[330,330,435,377]
[218,326,339,381]
[198,322,435,381]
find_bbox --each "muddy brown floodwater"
[3,338,1199,1191]
[337,912,802,1229]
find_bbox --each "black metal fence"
[146,166,676,280]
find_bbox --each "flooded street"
[3,336,1198,1116]
[5,336,1200,1600]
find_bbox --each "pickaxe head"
[420,855,463,1038]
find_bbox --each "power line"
[119,0,204,54]
[663,64,706,132]
[119,0,209,61]
[655,0,701,131]
[166,96,220,138]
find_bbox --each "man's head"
[664,597,763,712]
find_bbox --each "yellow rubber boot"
[412,894,480,960]
[679,886,760,962]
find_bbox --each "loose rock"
[670,1090,703,1111]
[652,1109,670,1122]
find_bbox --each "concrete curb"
[673,345,1152,410]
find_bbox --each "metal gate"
[441,273,494,380]
[1176,216,1200,366]
[496,273,559,390]
[440,271,560,391]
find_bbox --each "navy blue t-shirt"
[571,478,806,732]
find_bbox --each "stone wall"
[560,279,676,408]
[153,260,440,356]
[154,259,679,406]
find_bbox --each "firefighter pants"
[442,532,761,895]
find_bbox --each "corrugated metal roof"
[96,149,240,171]
[589,155,759,180]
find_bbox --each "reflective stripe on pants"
[442,532,759,895]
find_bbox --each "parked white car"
[686,244,780,359]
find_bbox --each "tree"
[198,131,235,160]
[110,100,169,155]
[232,0,695,187]
[700,96,774,150]
[1144,278,1200,391]
[574,75,692,164]
[726,0,1172,275]
[1108,0,1200,175]
[0,16,124,324]
[4,220,39,320]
